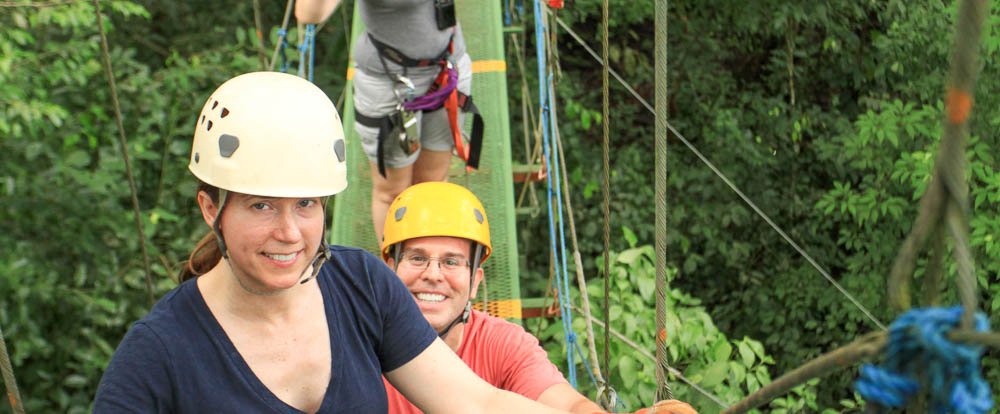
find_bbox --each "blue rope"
[572,337,598,388]
[308,24,316,82]
[277,28,290,73]
[533,0,578,388]
[855,307,992,414]
[298,24,316,81]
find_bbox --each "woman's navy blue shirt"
[93,246,437,413]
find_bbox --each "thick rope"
[723,331,888,414]
[0,324,25,414]
[724,326,1000,414]
[554,100,608,391]
[886,0,986,327]
[533,0,578,386]
[93,0,155,306]
[268,0,295,72]
[599,0,613,406]
[653,0,674,402]
[855,307,992,413]
[552,13,887,331]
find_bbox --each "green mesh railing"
[330,0,521,319]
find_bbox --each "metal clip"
[393,75,416,102]
[395,103,420,155]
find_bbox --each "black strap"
[375,116,394,178]
[354,108,397,178]
[354,109,384,129]
[368,34,450,68]
[460,94,484,170]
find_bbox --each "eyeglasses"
[399,254,470,274]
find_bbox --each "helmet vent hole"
[218,134,240,158]
[207,120,213,131]
[221,108,229,118]
[394,207,407,222]
[200,115,205,124]
[334,139,346,162]
[211,101,219,109]
[473,208,484,224]
[194,152,200,163]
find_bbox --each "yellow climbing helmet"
[382,182,492,262]
[188,71,348,198]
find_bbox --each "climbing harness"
[354,31,484,177]
[855,307,992,413]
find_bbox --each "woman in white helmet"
[92,72,570,413]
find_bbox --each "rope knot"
[854,307,992,414]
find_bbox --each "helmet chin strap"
[437,302,471,338]
[435,243,485,339]
[297,196,332,285]
[211,189,230,259]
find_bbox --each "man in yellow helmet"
[380,182,697,414]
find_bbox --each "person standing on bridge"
[297,0,484,244]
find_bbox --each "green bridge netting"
[331,0,523,320]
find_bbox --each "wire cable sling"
[551,13,887,332]
[0,324,25,414]
[93,0,155,306]
[599,0,613,405]
[653,0,674,402]
[855,307,992,413]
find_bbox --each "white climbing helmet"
[188,71,348,197]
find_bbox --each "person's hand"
[631,399,698,414]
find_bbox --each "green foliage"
[0,1,352,411]
[514,0,1000,410]
[3,0,999,412]
[532,236,821,413]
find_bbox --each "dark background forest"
[1,0,998,412]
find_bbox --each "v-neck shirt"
[94,246,437,413]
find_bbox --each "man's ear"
[196,191,219,228]
[469,266,485,299]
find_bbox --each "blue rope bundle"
[277,28,290,73]
[855,307,992,413]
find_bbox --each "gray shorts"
[353,53,472,169]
